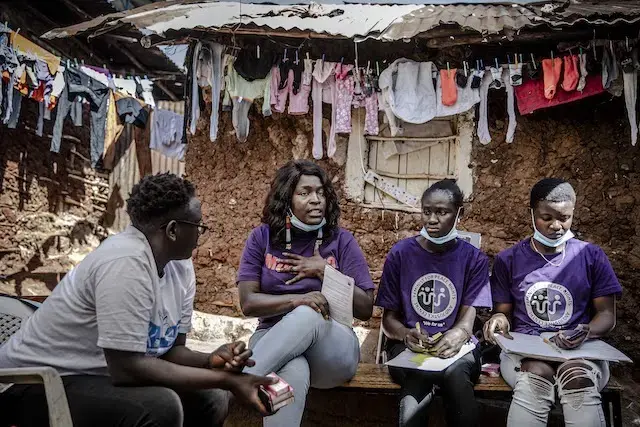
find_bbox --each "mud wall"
[0,99,109,296]
[186,91,640,376]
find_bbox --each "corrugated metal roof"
[43,1,427,39]
[41,0,640,42]
[531,1,640,26]
[380,4,539,40]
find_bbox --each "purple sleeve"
[490,254,512,305]
[589,246,623,299]
[338,231,375,291]
[237,226,266,283]
[374,250,401,311]
[462,252,492,308]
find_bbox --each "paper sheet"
[385,342,475,372]
[495,332,632,363]
[321,265,354,328]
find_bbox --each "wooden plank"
[340,364,623,393]
[405,140,431,199]
[448,139,457,176]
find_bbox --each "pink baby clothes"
[288,83,310,115]
[273,69,292,113]
[364,94,379,135]
[335,75,354,133]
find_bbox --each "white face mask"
[420,207,461,245]
[289,211,326,232]
[530,209,574,248]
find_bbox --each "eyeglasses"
[161,220,209,236]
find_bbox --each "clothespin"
[366,60,370,73]
[580,47,583,55]
[256,45,260,59]
[295,50,299,65]
[519,54,524,64]
[81,59,85,65]
[340,57,344,64]
[283,48,288,62]
[102,64,107,69]
[376,61,380,75]
[507,54,511,65]
[14,28,20,36]
[626,36,630,52]
[475,59,479,71]
[530,53,537,69]
[551,51,554,60]
[306,52,310,60]
[481,59,484,69]
[322,53,325,64]
[67,59,71,68]
[494,57,499,68]
[446,61,450,76]
[463,61,468,76]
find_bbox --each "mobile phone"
[562,329,588,342]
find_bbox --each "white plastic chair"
[0,296,73,427]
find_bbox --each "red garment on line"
[515,74,605,115]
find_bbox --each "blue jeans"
[245,305,360,427]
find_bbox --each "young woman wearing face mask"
[375,180,492,427]
[483,178,622,427]
[237,160,375,427]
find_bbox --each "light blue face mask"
[531,209,574,248]
[289,211,326,232]
[420,208,461,245]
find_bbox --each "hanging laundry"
[440,69,457,106]
[622,47,639,145]
[288,59,312,115]
[113,77,137,98]
[379,59,437,125]
[509,63,523,86]
[334,63,355,134]
[489,66,503,89]
[312,60,337,159]
[136,77,156,109]
[363,94,379,136]
[189,41,202,135]
[515,74,605,115]
[150,108,186,160]
[602,42,619,90]
[436,73,480,117]
[477,71,493,145]
[502,67,517,143]
[10,31,60,75]
[272,67,290,114]
[234,47,276,82]
[455,69,468,88]
[542,58,562,99]
[577,53,588,92]
[561,55,579,92]
[116,96,149,128]
[103,91,125,170]
[278,59,303,94]
[51,67,109,167]
[470,68,484,89]
[6,88,21,129]
[81,65,110,88]
[224,65,271,143]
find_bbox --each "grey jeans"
[245,305,360,427]
[500,352,608,427]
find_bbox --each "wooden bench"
[338,363,624,427]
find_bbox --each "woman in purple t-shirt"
[237,160,375,427]
[484,178,622,427]
[375,180,492,427]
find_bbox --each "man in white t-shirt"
[0,173,276,427]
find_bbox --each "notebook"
[495,332,632,363]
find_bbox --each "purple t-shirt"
[237,224,375,329]
[375,237,492,335]
[491,237,622,336]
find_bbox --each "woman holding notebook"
[236,160,375,427]
[375,180,492,427]
[484,178,622,427]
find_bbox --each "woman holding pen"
[237,160,375,427]
[483,178,622,427]
[375,180,492,427]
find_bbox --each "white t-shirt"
[0,226,195,376]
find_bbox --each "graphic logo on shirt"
[525,281,574,327]
[147,311,179,356]
[265,253,337,274]
[411,273,457,321]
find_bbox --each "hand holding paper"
[321,265,355,327]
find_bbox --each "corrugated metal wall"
[106,101,186,232]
